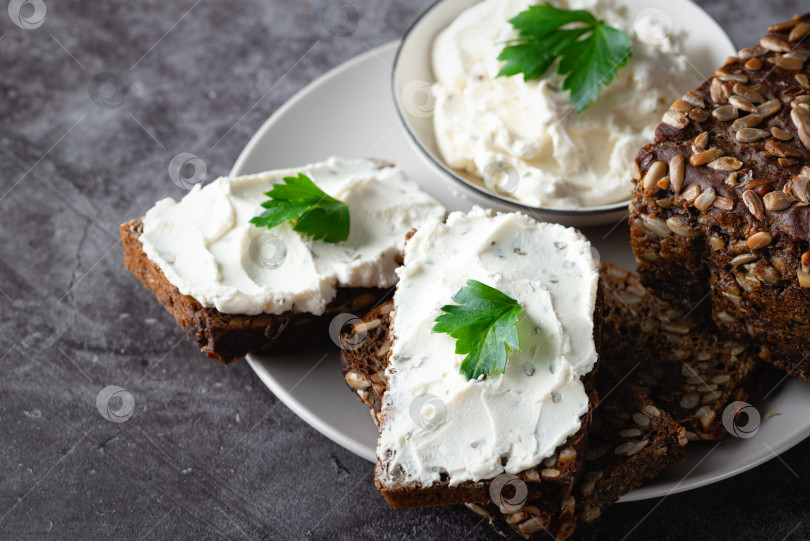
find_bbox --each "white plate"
[232,41,810,502]
[392,0,737,225]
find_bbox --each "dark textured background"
[1,0,808,539]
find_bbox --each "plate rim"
[232,40,810,503]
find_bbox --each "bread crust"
[121,218,385,363]
[630,14,810,381]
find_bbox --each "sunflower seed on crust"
[680,393,699,409]
[708,157,743,171]
[694,187,717,211]
[779,158,800,167]
[690,108,709,123]
[709,236,725,251]
[715,69,748,83]
[633,413,651,427]
[681,184,701,203]
[763,190,796,211]
[792,96,810,108]
[798,270,810,288]
[743,190,766,220]
[791,106,810,149]
[710,78,726,103]
[776,56,804,71]
[769,20,797,32]
[666,216,700,237]
[760,36,791,52]
[747,231,773,249]
[758,100,782,117]
[713,196,734,211]
[794,167,810,203]
[712,105,738,121]
[797,73,810,89]
[663,110,689,129]
[745,58,763,70]
[786,50,810,62]
[771,126,794,140]
[789,21,810,42]
[728,95,760,113]
[690,148,724,166]
[669,154,685,193]
[643,161,667,195]
[694,131,709,150]
[345,371,370,390]
[656,197,673,208]
[641,214,671,237]
[736,128,769,143]
[670,100,693,113]
[682,91,705,108]
[731,253,760,266]
[625,440,649,456]
[765,140,803,158]
[738,45,767,59]
[732,115,764,131]
[733,83,765,104]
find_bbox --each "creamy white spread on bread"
[432,0,694,208]
[377,207,599,486]
[139,158,445,315]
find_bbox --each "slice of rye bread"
[341,280,604,509]
[341,305,686,540]
[600,262,766,440]
[628,13,810,381]
[468,368,687,540]
[121,218,387,364]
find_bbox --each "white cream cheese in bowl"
[430,0,695,209]
[139,157,446,316]
[376,207,600,486]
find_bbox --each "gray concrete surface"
[1,0,808,539]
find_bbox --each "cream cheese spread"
[139,158,445,315]
[431,0,695,208]
[377,207,600,486]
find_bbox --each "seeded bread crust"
[630,14,810,381]
[121,218,385,363]
[341,281,604,509]
[478,368,686,541]
[341,304,685,541]
[600,262,766,440]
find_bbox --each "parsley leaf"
[432,280,524,381]
[249,173,350,243]
[496,3,632,113]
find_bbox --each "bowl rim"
[391,0,654,217]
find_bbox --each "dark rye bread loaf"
[341,281,603,509]
[629,13,810,381]
[341,305,685,541]
[600,262,765,440]
[121,218,385,364]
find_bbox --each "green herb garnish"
[249,173,349,243]
[496,3,633,113]
[432,280,524,381]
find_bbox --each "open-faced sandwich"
[122,157,445,363]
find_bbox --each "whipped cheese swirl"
[432,0,695,208]
[139,158,445,315]
[377,207,600,486]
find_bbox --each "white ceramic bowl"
[392,0,737,226]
